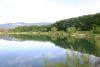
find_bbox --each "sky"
[0,0,100,24]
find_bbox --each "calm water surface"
[0,35,99,67]
[0,40,67,67]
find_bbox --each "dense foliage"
[11,25,52,32]
[54,13,100,31]
[11,13,100,33]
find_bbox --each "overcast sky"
[0,0,100,24]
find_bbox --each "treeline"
[11,25,52,32]
[11,13,100,33]
[54,13,100,32]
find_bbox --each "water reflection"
[0,40,66,67]
[0,34,99,67]
[8,34,100,57]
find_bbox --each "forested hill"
[53,13,100,31]
[11,13,100,33]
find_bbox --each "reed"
[44,50,94,67]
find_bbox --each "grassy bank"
[0,31,96,36]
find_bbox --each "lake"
[0,34,99,67]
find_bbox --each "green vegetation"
[10,13,100,34]
[54,13,100,33]
[10,25,51,32]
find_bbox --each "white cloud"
[0,0,100,24]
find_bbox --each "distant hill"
[0,22,52,29]
[53,13,100,31]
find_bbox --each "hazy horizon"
[0,22,53,24]
[0,0,100,24]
